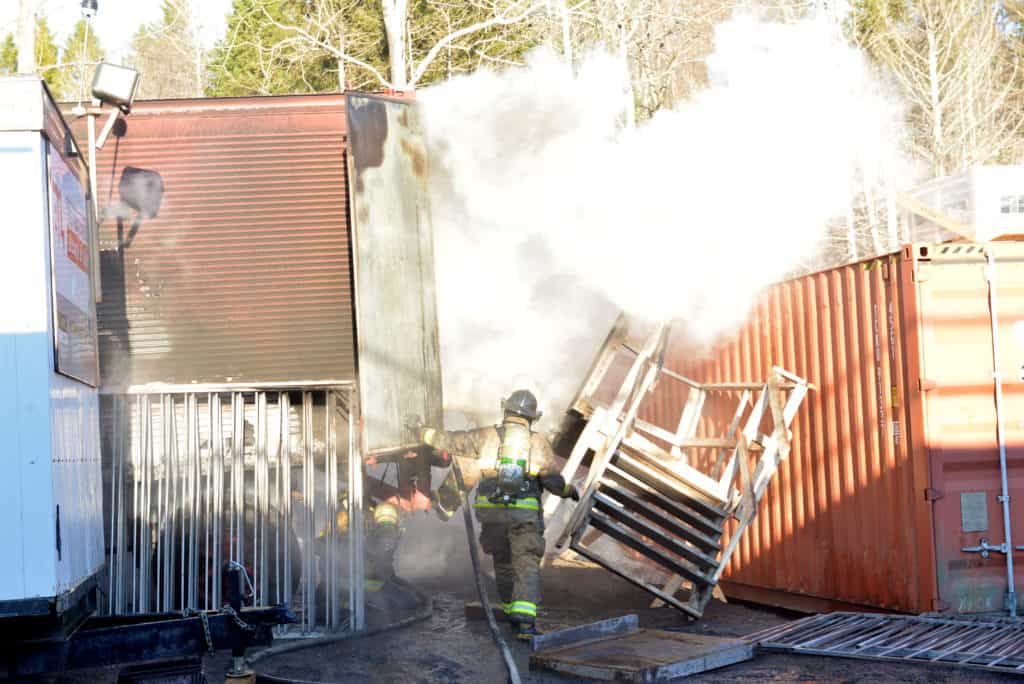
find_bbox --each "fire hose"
[449,454,523,684]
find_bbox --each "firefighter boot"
[514,620,541,641]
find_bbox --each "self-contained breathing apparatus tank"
[492,420,533,503]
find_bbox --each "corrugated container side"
[642,252,938,612]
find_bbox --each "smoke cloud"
[420,15,909,430]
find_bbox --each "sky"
[0,0,233,61]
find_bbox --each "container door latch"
[961,538,1009,559]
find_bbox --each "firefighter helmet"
[501,389,542,421]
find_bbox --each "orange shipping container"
[645,242,1024,615]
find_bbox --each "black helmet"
[502,389,542,421]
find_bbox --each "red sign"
[66,221,89,272]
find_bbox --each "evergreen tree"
[0,34,16,74]
[35,16,60,93]
[56,20,106,102]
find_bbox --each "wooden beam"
[896,192,976,241]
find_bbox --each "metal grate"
[101,384,362,634]
[749,612,1024,676]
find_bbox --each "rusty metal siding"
[649,251,939,613]
[72,95,354,388]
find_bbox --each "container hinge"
[924,487,943,501]
[961,538,1008,559]
[918,378,937,392]
[997,494,1010,504]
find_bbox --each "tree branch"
[409,0,545,86]
[258,5,392,89]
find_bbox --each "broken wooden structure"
[546,316,811,619]
[529,614,752,681]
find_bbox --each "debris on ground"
[530,614,752,681]
[749,612,1024,678]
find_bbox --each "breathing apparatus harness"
[489,418,536,505]
[486,389,544,506]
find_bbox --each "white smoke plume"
[420,15,909,431]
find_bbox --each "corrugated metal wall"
[644,250,938,613]
[74,95,354,388]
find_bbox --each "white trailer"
[0,76,104,622]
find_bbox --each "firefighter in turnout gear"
[316,497,401,592]
[418,389,579,640]
[365,501,401,591]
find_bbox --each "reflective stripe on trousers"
[506,600,537,618]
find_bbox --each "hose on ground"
[247,577,432,667]
[450,456,523,684]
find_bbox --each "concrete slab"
[530,625,752,681]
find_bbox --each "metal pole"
[87,113,99,221]
[132,396,141,613]
[324,391,332,628]
[274,393,282,608]
[281,392,292,613]
[212,393,224,609]
[188,394,199,610]
[115,396,127,613]
[348,385,364,632]
[108,396,120,614]
[257,391,269,606]
[985,251,1017,617]
[204,394,213,611]
[140,395,152,613]
[303,392,316,631]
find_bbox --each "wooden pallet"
[545,316,810,620]
[530,614,752,681]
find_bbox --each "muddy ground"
[48,515,1020,683]
[240,556,1018,684]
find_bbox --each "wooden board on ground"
[529,614,752,681]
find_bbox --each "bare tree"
[252,0,547,90]
[853,0,1024,177]
[130,0,206,99]
[565,0,734,126]
[16,0,39,73]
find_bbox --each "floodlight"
[81,0,98,18]
[91,63,140,112]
